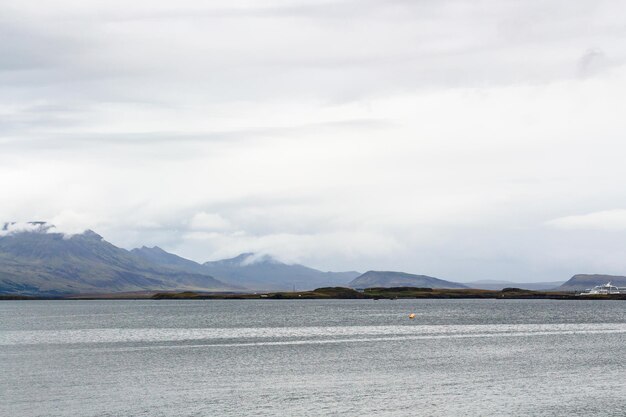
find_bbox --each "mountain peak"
[137,245,166,253]
[79,229,103,240]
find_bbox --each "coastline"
[5,286,626,300]
[150,287,626,300]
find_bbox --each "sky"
[2,0,626,282]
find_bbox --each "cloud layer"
[2,0,626,281]
[548,210,626,231]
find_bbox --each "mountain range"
[0,223,359,295]
[131,247,360,290]
[0,224,236,296]
[1,222,623,296]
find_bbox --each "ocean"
[2,299,625,416]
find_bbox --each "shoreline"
[4,287,626,300]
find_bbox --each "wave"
[3,323,626,346]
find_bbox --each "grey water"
[2,299,626,416]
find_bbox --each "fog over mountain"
[2,1,626,281]
[133,247,360,290]
[4,223,626,295]
[0,224,237,296]
[0,224,359,295]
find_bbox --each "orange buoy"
[408,313,416,319]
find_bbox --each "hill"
[348,271,468,289]
[558,274,626,291]
[0,223,237,296]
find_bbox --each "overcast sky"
[2,0,626,282]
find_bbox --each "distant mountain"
[201,253,361,290]
[349,271,468,289]
[558,274,626,291]
[0,224,237,296]
[130,246,208,275]
[467,280,564,291]
[130,248,361,291]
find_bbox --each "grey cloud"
[0,118,390,152]
[0,20,77,71]
[3,0,626,281]
[3,0,625,108]
[578,47,610,77]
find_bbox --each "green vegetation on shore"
[6,286,626,300]
[150,286,626,300]
[151,287,369,300]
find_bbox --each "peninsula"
[150,286,626,300]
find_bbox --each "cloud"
[47,211,95,236]
[0,222,52,237]
[189,212,232,231]
[238,253,276,266]
[577,47,615,78]
[3,0,626,280]
[546,210,626,231]
[180,229,405,267]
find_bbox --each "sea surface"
[1,299,626,416]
